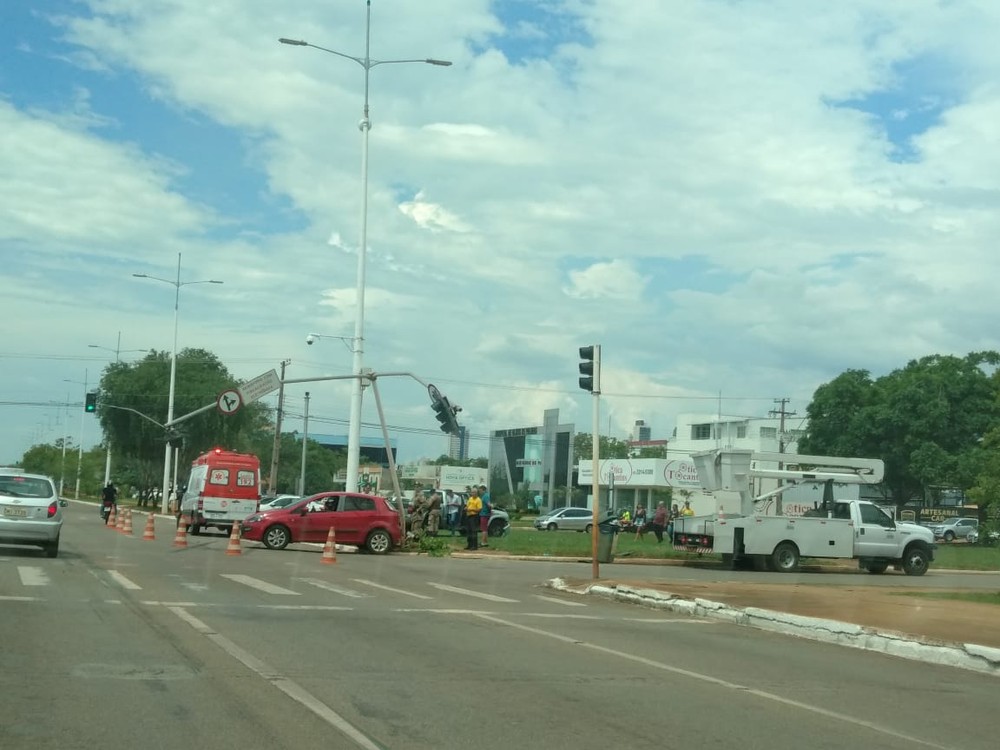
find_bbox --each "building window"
[736,423,748,439]
[692,424,712,440]
[760,427,777,439]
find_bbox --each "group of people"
[618,499,694,543]
[407,484,492,550]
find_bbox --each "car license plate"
[2,506,28,518]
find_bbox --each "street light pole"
[133,252,223,513]
[63,372,88,500]
[280,2,450,491]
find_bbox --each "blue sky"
[2,0,999,470]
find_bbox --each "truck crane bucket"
[692,449,752,492]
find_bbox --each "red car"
[240,492,401,554]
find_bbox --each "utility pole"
[268,359,291,496]
[769,398,797,511]
[298,391,310,496]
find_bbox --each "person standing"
[426,492,442,536]
[464,487,482,550]
[478,484,492,547]
[651,501,668,543]
[633,505,647,541]
[444,489,461,535]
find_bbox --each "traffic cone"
[142,513,156,541]
[107,506,117,529]
[121,509,133,536]
[321,527,338,565]
[225,524,242,557]
[115,508,125,532]
[172,519,188,549]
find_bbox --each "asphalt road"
[1,503,995,750]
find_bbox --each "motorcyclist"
[100,482,118,524]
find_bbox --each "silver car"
[533,506,597,532]
[928,517,978,542]
[0,472,64,558]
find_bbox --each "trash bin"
[597,519,617,563]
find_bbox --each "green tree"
[573,434,631,461]
[21,441,107,497]
[801,353,1000,504]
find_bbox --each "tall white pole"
[299,392,311,496]
[75,369,88,499]
[102,331,121,487]
[60,392,69,497]
[161,252,181,514]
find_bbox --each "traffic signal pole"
[579,345,602,580]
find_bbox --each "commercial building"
[488,408,574,508]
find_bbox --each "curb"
[546,577,1000,678]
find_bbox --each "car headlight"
[245,515,262,524]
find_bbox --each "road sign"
[217,389,243,415]
[238,369,281,405]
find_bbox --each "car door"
[565,508,590,530]
[854,503,899,557]
[336,494,379,545]
[301,494,340,543]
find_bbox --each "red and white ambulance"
[178,449,261,535]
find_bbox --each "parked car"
[0,472,65,558]
[967,528,999,546]
[533,506,604,532]
[240,492,401,554]
[928,517,979,542]
[259,494,300,511]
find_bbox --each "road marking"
[18,566,49,587]
[259,605,354,611]
[352,578,433,600]
[167,607,382,750]
[427,582,518,603]
[181,583,209,592]
[473,613,954,750]
[107,570,142,590]
[296,578,371,598]
[220,574,300,596]
[0,595,39,602]
[393,608,497,615]
[533,594,586,607]
[622,617,716,624]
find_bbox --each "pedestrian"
[464,488,483,550]
[681,500,694,517]
[426,492,442,536]
[667,503,681,540]
[478,484,492,547]
[651,501,668,543]
[444,489,461,535]
[633,505,647,541]
[100,482,118,524]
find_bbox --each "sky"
[2,0,999,468]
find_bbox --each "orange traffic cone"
[115,507,125,532]
[142,513,156,541]
[121,509,133,536]
[172,519,188,549]
[321,526,338,565]
[107,506,117,529]
[225,524,242,557]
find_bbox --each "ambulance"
[178,449,261,535]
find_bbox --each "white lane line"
[473,613,954,750]
[427,582,518,603]
[220,574,300,596]
[295,578,371,599]
[17,566,50,587]
[0,595,39,602]
[623,618,716,624]
[107,570,142,590]
[533,594,586,607]
[260,605,353,611]
[167,607,381,750]
[181,583,209,592]
[351,578,433,600]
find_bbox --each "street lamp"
[88,333,151,486]
[62,371,88,500]
[133,252,223,514]
[280,1,451,491]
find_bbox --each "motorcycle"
[100,500,115,522]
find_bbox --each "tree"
[573,434,631,462]
[801,353,1000,504]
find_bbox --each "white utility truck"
[672,449,935,576]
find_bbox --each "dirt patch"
[586,578,1000,649]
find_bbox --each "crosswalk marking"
[0,595,39,602]
[107,570,142,590]
[533,594,586,607]
[352,578,433,600]
[295,578,371,598]
[18,566,49,587]
[427,583,519,603]
[220,574,300,596]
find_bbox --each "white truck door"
[853,502,899,557]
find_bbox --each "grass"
[931,543,1000,571]
[439,527,704,560]
[893,591,1000,606]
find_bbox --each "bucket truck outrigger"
[672,449,935,576]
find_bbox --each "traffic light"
[429,385,462,436]
[84,392,98,413]
[579,345,601,393]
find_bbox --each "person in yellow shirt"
[681,500,695,517]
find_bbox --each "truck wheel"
[771,542,800,573]
[865,562,889,574]
[263,524,291,550]
[902,546,930,576]
[489,519,507,537]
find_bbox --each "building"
[633,419,651,442]
[448,426,469,461]
[488,408,574,507]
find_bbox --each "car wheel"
[770,542,800,573]
[546,522,557,531]
[584,524,593,534]
[44,536,59,559]
[263,524,291,550]
[865,562,889,574]
[365,529,392,555]
[943,531,955,542]
[488,519,505,538]
[902,545,930,576]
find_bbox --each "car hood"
[899,522,934,539]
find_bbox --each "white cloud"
[563,260,648,300]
